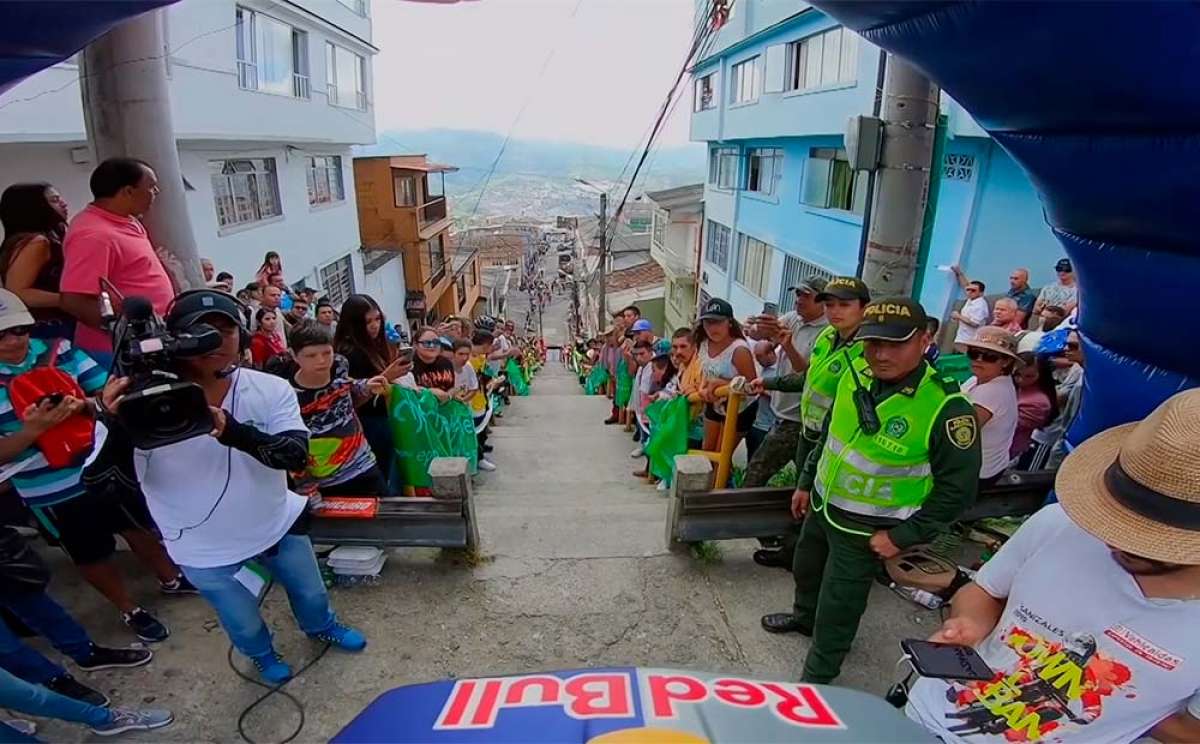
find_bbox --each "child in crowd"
[470,330,499,455]
[288,321,391,498]
[647,344,679,492]
[746,339,778,461]
[452,338,496,472]
[249,307,286,368]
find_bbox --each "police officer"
[760,297,981,684]
[748,276,871,568]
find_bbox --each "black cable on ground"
[224,579,333,744]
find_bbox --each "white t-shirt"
[454,363,479,393]
[133,369,308,569]
[907,504,1200,744]
[770,312,828,422]
[955,297,991,344]
[963,375,1018,478]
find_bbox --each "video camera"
[102,291,221,449]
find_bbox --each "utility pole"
[860,56,939,298]
[596,192,608,330]
[81,9,204,289]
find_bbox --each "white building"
[0,0,408,322]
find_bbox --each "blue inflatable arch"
[812,0,1200,445]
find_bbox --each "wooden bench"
[665,455,1054,550]
[309,457,479,551]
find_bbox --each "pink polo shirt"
[61,204,175,355]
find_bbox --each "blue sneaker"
[250,651,293,685]
[309,622,366,651]
[91,707,173,736]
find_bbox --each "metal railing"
[292,72,310,99]
[237,60,258,90]
[419,197,447,225]
[685,381,746,490]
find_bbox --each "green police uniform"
[790,299,981,684]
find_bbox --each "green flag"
[615,362,634,408]
[585,365,609,394]
[643,396,691,484]
[506,358,530,396]
[390,386,479,488]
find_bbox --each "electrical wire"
[226,578,333,744]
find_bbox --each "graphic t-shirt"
[290,355,376,492]
[413,356,456,392]
[907,505,1200,744]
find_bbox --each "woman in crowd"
[1010,351,1059,459]
[694,298,757,451]
[254,251,283,288]
[0,183,74,339]
[960,327,1021,488]
[249,307,286,368]
[410,326,456,401]
[334,294,405,474]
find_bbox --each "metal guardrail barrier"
[685,381,744,490]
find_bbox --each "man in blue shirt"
[0,290,190,644]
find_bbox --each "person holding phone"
[907,389,1200,743]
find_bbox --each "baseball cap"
[816,276,871,303]
[631,319,653,333]
[788,276,828,296]
[698,297,734,321]
[652,338,672,359]
[167,289,247,332]
[1055,258,1073,273]
[857,297,929,342]
[0,290,34,332]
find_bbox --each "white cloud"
[371,0,697,148]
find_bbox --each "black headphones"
[165,288,252,353]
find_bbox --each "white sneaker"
[630,446,644,458]
[656,480,670,492]
[478,458,497,472]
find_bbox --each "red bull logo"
[647,674,844,729]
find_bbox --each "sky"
[371,0,698,149]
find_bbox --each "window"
[735,234,773,298]
[705,220,731,271]
[235,7,310,98]
[745,148,781,196]
[456,273,467,306]
[210,158,282,228]
[694,73,716,111]
[777,254,834,307]
[320,255,355,307]
[729,56,759,104]
[336,0,368,16]
[785,26,857,92]
[394,174,416,206]
[326,43,367,110]
[708,147,739,190]
[652,208,667,249]
[426,234,447,285]
[801,148,868,214]
[306,155,344,206]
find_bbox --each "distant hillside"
[353,128,706,222]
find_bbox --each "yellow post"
[712,389,741,489]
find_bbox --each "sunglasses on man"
[417,340,442,349]
[0,325,32,339]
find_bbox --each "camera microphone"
[121,296,155,323]
[215,363,239,379]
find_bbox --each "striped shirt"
[0,339,106,507]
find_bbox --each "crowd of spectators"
[0,159,531,738]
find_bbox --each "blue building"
[689,0,1064,323]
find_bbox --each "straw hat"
[1057,389,1200,564]
[961,326,1021,363]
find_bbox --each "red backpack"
[2,341,94,469]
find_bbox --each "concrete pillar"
[665,455,714,551]
[80,8,204,288]
[429,457,479,552]
[862,57,940,297]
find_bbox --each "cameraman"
[96,290,366,684]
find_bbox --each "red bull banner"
[333,667,930,743]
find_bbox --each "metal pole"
[597,192,608,330]
[80,9,204,288]
[855,48,888,279]
[861,56,939,297]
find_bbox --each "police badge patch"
[829,360,842,374]
[946,415,978,450]
[884,416,909,439]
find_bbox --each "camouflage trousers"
[743,419,804,488]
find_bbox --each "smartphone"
[38,393,65,407]
[397,346,414,363]
[900,639,994,681]
[761,301,779,316]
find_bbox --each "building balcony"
[420,196,447,227]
